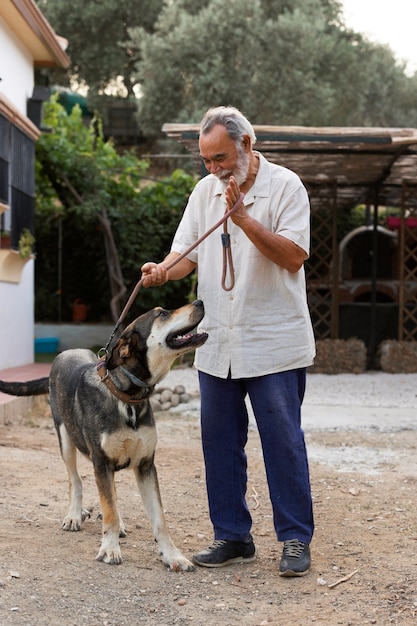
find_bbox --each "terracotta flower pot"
[0,233,11,249]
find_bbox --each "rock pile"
[150,385,191,412]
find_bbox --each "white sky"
[340,0,417,75]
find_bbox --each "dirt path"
[1,375,417,626]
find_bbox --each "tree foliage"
[33,0,417,324]
[35,99,196,323]
[37,0,417,138]
[133,0,417,135]
[36,0,164,97]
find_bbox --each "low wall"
[34,323,114,352]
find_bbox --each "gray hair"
[200,106,257,145]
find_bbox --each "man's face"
[199,124,250,186]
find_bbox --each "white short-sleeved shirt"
[171,152,316,378]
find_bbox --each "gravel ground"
[1,367,417,626]
[163,367,417,475]
[163,366,417,428]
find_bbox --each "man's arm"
[225,176,308,273]
[233,215,307,273]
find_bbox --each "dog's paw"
[62,516,82,532]
[163,554,195,572]
[81,507,92,522]
[96,548,123,565]
[96,535,122,565]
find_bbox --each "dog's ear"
[106,318,149,369]
[119,343,130,359]
[106,338,130,369]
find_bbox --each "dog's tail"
[0,378,50,397]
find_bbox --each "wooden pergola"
[163,124,417,366]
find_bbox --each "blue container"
[34,337,59,354]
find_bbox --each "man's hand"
[141,262,169,288]
[225,176,248,224]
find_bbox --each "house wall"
[0,19,35,369]
[0,18,34,115]
[0,261,34,368]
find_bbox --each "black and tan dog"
[0,300,208,570]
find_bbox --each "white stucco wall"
[0,18,36,369]
[0,18,35,115]
[0,260,34,369]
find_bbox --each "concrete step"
[0,363,51,424]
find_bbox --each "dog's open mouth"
[166,329,208,350]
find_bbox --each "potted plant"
[18,228,35,259]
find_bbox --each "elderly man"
[141,106,315,577]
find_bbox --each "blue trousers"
[198,368,314,544]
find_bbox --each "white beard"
[214,147,251,187]
[233,149,251,186]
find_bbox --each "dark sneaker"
[193,536,255,568]
[279,539,310,577]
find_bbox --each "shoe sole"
[279,567,310,577]
[192,554,256,568]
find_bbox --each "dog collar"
[96,357,150,404]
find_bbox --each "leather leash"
[96,192,244,403]
[221,222,235,291]
[101,192,245,354]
